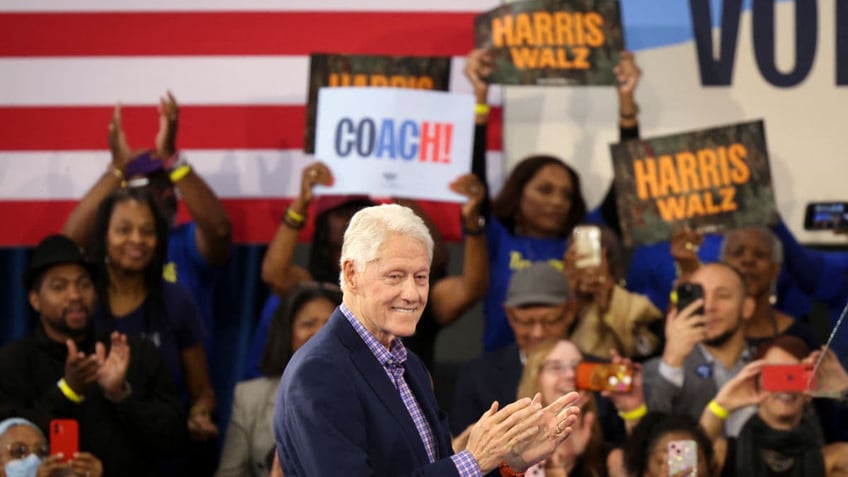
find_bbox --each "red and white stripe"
[0,1,503,245]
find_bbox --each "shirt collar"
[340,303,407,367]
[697,343,752,368]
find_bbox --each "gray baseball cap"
[504,262,570,307]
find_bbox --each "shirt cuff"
[452,450,483,477]
[659,360,685,387]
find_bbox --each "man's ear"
[342,260,357,292]
[741,295,756,321]
[28,290,41,313]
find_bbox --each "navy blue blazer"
[274,308,461,476]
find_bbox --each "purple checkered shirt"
[341,304,482,476]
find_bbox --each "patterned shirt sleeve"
[451,450,483,477]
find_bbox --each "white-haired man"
[274,204,581,476]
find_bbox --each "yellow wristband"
[169,164,192,183]
[708,400,729,420]
[617,403,647,421]
[57,378,84,404]
[474,103,490,115]
[286,208,305,223]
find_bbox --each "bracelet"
[57,378,84,404]
[618,403,647,421]
[462,216,486,236]
[498,461,525,477]
[108,164,124,180]
[707,400,729,420]
[169,164,192,183]
[475,104,490,115]
[282,208,306,230]
[286,208,306,223]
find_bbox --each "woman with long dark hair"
[465,49,642,352]
[89,187,217,443]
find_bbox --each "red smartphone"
[761,364,816,392]
[575,362,633,392]
[49,419,79,462]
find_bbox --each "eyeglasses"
[6,442,50,459]
[511,314,565,329]
[540,359,581,376]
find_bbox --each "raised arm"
[698,360,766,440]
[467,49,494,218]
[596,51,641,233]
[63,105,131,247]
[430,173,489,326]
[157,93,232,265]
[260,162,331,296]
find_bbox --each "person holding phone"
[0,414,104,477]
[0,234,186,476]
[562,225,663,360]
[642,262,758,437]
[465,48,642,353]
[698,336,848,476]
[675,226,821,355]
[273,204,582,476]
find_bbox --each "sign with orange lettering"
[304,53,452,153]
[474,0,623,85]
[610,120,778,246]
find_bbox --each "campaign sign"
[304,53,452,153]
[611,120,778,246]
[314,87,475,203]
[474,0,624,85]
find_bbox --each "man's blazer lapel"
[331,311,431,464]
[404,355,452,460]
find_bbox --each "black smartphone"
[674,282,704,316]
[804,202,848,230]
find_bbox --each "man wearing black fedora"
[0,234,187,476]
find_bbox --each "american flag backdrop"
[0,0,505,246]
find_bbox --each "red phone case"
[761,364,816,392]
[50,419,79,462]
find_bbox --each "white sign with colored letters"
[314,87,475,202]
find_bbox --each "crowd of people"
[1,48,847,477]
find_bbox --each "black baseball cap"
[23,235,97,290]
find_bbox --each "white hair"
[338,204,434,292]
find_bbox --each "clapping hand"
[96,332,130,401]
[156,90,178,159]
[504,391,582,471]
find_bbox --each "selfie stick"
[807,297,848,395]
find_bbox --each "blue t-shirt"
[482,216,567,351]
[165,222,220,354]
[94,280,206,401]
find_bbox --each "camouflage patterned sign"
[304,53,452,153]
[474,0,623,86]
[610,120,778,246]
